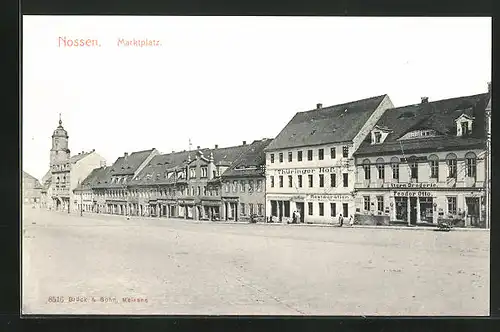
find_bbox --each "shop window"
[343,173,348,187]
[330,203,336,217]
[447,196,457,215]
[307,150,313,161]
[288,151,292,162]
[465,152,477,178]
[342,146,349,158]
[363,159,371,180]
[249,203,254,215]
[330,173,336,187]
[308,174,313,187]
[258,204,263,216]
[377,196,384,211]
[279,153,283,163]
[270,154,275,163]
[297,151,303,162]
[376,158,385,179]
[298,175,303,188]
[270,176,274,188]
[364,196,370,211]
[308,202,313,215]
[319,203,324,216]
[330,147,336,159]
[429,154,439,179]
[240,203,246,215]
[319,174,324,187]
[318,149,324,160]
[288,175,293,187]
[279,176,283,188]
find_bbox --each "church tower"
[50,114,70,167]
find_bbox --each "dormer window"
[455,114,473,137]
[461,122,469,136]
[374,132,381,143]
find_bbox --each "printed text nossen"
[58,37,101,48]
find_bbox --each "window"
[257,180,263,192]
[190,167,196,178]
[446,153,457,178]
[279,176,283,187]
[376,158,385,179]
[270,154,275,163]
[318,149,324,160]
[308,202,313,215]
[249,203,254,215]
[288,152,292,162]
[330,203,336,217]
[232,181,238,192]
[319,203,324,216]
[447,196,457,215]
[240,181,246,192]
[191,187,195,196]
[279,153,283,163]
[330,173,336,187]
[308,174,313,187]
[270,176,274,187]
[319,174,324,187]
[298,175,303,188]
[297,151,303,162]
[330,147,336,159]
[391,157,399,180]
[364,196,370,211]
[465,152,477,178]
[213,170,217,178]
[249,180,254,193]
[461,122,469,136]
[342,146,349,158]
[429,155,439,179]
[343,173,348,187]
[197,187,201,196]
[307,150,313,161]
[258,204,263,216]
[201,167,208,178]
[203,186,207,195]
[374,132,382,143]
[240,203,246,215]
[377,196,384,211]
[363,159,371,180]
[288,175,293,187]
[409,158,418,180]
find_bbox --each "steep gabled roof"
[354,93,489,156]
[265,95,388,151]
[222,139,272,178]
[109,149,155,176]
[69,151,94,164]
[75,166,110,191]
[22,171,42,188]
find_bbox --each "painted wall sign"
[393,191,432,197]
[274,166,343,176]
[308,194,352,201]
[388,183,437,189]
[400,156,428,162]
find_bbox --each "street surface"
[22,208,489,316]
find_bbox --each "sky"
[22,16,491,181]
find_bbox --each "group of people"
[290,210,354,226]
[291,210,302,223]
[337,214,354,227]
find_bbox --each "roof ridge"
[388,93,488,112]
[298,94,387,115]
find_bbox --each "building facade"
[46,116,107,212]
[22,171,43,207]
[353,91,490,228]
[220,139,271,222]
[264,95,394,224]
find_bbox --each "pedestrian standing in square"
[349,215,354,226]
[338,214,343,227]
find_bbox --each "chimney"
[124,152,128,158]
[197,146,200,149]
[488,82,491,93]
[100,160,106,167]
[82,151,84,154]
[243,141,247,145]
[92,149,95,152]
[421,97,429,104]
[215,144,218,149]
[317,103,323,109]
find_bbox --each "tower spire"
[59,113,62,126]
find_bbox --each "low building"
[353,90,490,228]
[73,166,111,213]
[220,139,271,222]
[22,171,43,207]
[264,95,394,224]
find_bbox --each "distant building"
[22,171,43,206]
[353,89,490,228]
[220,139,271,221]
[264,95,394,224]
[44,115,106,212]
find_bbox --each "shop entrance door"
[419,197,434,223]
[296,202,304,223]
[409,197,417,225]
[466,197,480,226]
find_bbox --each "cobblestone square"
[22,209,489,316]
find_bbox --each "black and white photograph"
[21,16,491,316]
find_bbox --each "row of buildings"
[35,84,492,228]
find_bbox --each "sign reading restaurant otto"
[393,191,432,197]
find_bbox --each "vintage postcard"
[21,16,491,315]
